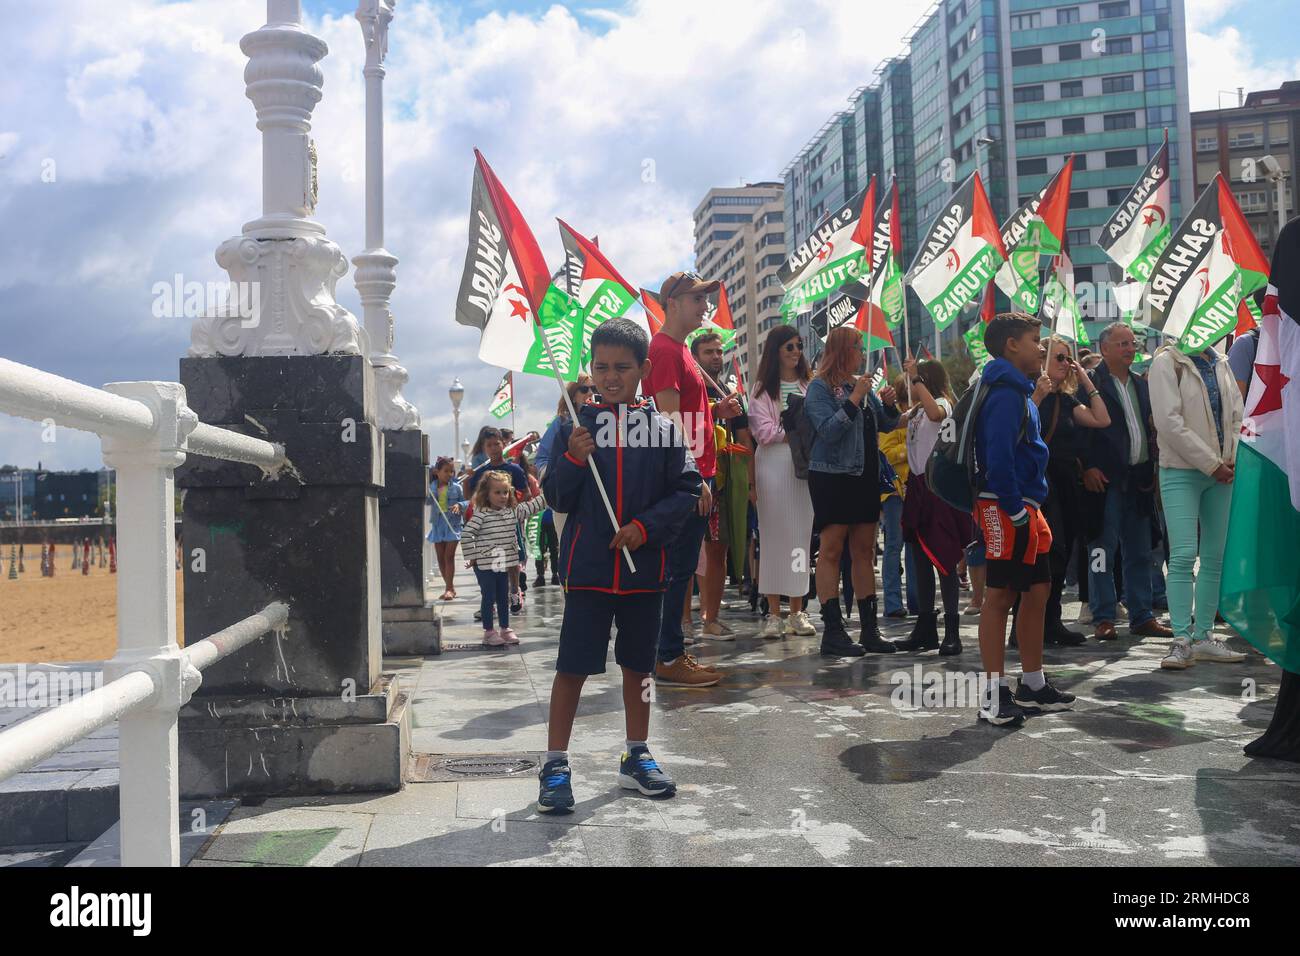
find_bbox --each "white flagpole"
[537,332,637,573]
[901,290,913,406]
[508,371,516,435]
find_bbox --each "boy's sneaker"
[618,746,676,798]
[1161,638,1194,669]
[1013,677,1076,712]
[655,655,720,687]
[1191,638,1246,663]
[499,627,520,645]
[537,759,575,814]
[684,653,719,674]
[482,629,505,647]
[979,685,1027,727]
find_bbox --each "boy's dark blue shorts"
[557,589,663,676]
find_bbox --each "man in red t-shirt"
[641,271,742,686]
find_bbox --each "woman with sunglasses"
[749,325,817,639]
[535,374,595,542]
[803,325,901,656]
[1033,336,1110,645]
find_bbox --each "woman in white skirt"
[749,325,817,638]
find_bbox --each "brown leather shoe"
[1094,621,1118,641]
[655,655,721,687]
[1131,618,1173,638]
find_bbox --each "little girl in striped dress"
[461,470,547,647]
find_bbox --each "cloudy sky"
[1,0,1294,471]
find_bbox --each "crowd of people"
[429,270,1254,812]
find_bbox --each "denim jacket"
[804,377,899,475]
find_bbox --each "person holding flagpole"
[642,272,743,686]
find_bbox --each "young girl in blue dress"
[428,456,466,601]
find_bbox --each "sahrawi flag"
[454,150,553,379]
[906,172,1007,332]
[1220,218,1300,673]
[488,372,513,419]
[779,176,876,320]
[1144,173,1270,353]
[542,219,642,377]
[995,155,1074,313]
[1040,237,1090,346]
[1100,130,1172,284]
[844,175,906,330]
[639,288,666,335]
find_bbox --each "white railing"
[0,357,290,866]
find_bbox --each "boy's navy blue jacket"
[974,357,1049,521]
[541,399,702,595]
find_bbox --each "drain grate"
[408,752,540,783]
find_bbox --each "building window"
[1014,85,1045,103]
[1143,30,1171,52]
[1228,129,1261,149]
[1147,105,1176,126]
[1018,157,1048,175]
[1067,228,1091,246]
[1107,187,1131,205]
[1103,36,1133,55]
[1196,134,1218,152]
[1074,266,1094,284]
[1104,112,1137,131]
[1062,116,1086,135]
[1106,148,1139,168]
[1012,48,1043,66]
[1057,7,1080,25]
[1060,80,1084,98]
[1069,191,1090,210]
[1102,74,1135,94]
[1073,153,1089,170]
[1058,43,1082,61]
[1010,12,1041,30]
[1099,1,1130,18]
[1016,122,1047,140]
[1144,67,1174,89]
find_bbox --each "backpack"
[781,393,816,481]
[925,378,1027,513]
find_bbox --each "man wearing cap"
[642,272,743,686]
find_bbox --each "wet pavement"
[190,567,1300,866]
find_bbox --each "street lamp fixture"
[449,377,465,465]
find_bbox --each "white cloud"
[1185,0,1300,111]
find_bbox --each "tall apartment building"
[693,183,786,382]
[781,0,1195,344]
[1192,82,1298,258]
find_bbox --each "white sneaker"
[1191,638,1246,663]
[1076,605,1093,625]
[1160,638,1194,670]
[1116,602,1129,621]
[759,616,785,640]
[788,611,817,636]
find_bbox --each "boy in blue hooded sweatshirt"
[974,313,1076,726]
[537,318,702,813]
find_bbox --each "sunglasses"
[1053,353,1069,363]
[783,341,804,353]
[664,271,703,300]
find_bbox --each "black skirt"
[809,465,882,531]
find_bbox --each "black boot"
[895,611,939,652]
[534,562,546,589]
[820,598,865,657]
[939,612,963,656]
[857,596,897,653]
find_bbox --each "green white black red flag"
[1143,173,1270,352]
[844,175,906,330]
[779,176,876,320]
[906,172,1007,332]
[995,156,1075,313]
[488,372,513,419]
[1099,131,1172,284]
[1040,237,1090,346]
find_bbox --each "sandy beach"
[0,564,184,663]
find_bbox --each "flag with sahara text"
[779,177,876,320]
[1143,173,1270,353]
[995,155,1074,313]
[906,172,1007,332]
[488,372,513,419]
[1099,131,1172,284]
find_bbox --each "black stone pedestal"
[379,429,440,656]
[175,355,410,798]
